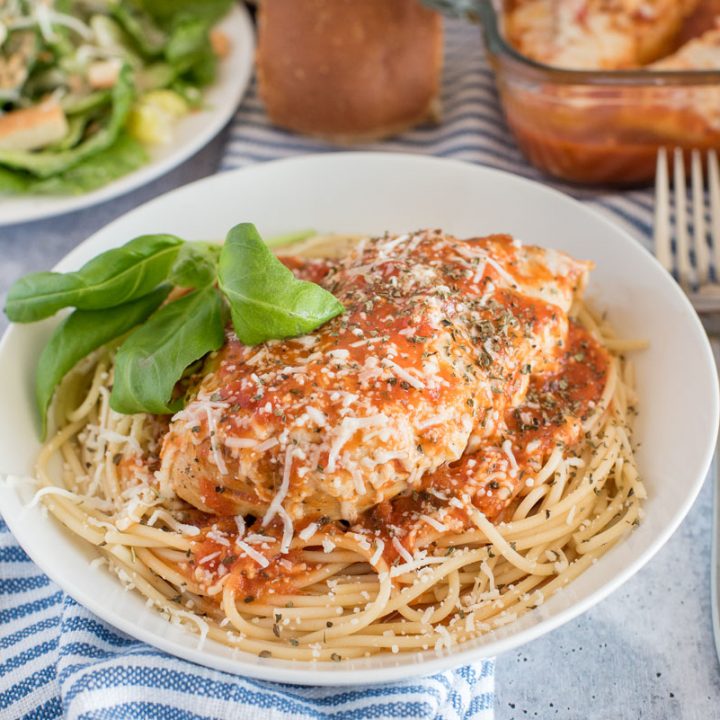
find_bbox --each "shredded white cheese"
[326,414,388,472]
[225,437,259,450]
[390,556,447,578]
[369,539,385,567]
[322,538,336,553]
[256,437,279,452]
[391,537,414,564]
[420,514,449,533]
[298,523,318,541]
[205,406,228,475]
[236,539,270,568]
[262,445,293,526]
[502,439,519,476]
[383,359,426,390]
[277,506,294,554]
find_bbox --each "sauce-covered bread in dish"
[505,0,701,69]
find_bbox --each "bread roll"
[256,0,443,142]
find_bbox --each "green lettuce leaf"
[112,2,167,58]
[0,134,147,196]
[137,0,232,24]
[0,65,134,178]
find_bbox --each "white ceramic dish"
[0,153,717,685]
[0,4,254,228]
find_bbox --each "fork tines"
[654,147,720,295]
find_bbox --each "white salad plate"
[0,4,254,228]
[0,153,717,685]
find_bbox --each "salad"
[0,0,232,195]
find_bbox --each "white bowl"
[0,153,717,685]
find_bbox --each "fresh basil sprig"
[218,223,345,346]
[36,286,171,439]
[111,286,226,414]
[169,241,220,288]
[6,234,182,322]
[5,222,345,434]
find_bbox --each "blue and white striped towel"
[1,15,658,720]
[0,518,494,719]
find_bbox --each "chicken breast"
[158,230,589,524]
[0,102,68,152]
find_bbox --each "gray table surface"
[2,133,719,720]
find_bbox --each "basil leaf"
[217,223,344,346]
[36,285,171,439]
[5,234,183,323]
[169,241,220,288]
[110,286,225,414]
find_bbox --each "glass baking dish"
[478,1,720,186]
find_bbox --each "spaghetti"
[33,231,645,662]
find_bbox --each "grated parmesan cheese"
[420,514,449,533]
[256,437,279,452]
[298,523,318,541]
[277,506,293,554]
[262,445,293,526]
[322,538,336,553]
[205,406,228,475]
[391,537,414,564]
[383,359,425,390]
[502,439,519,476]
[225,437,259,450]
[369,539,385,566]
[326,414,388,472]
[236,539,270,568]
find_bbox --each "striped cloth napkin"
[1,15,657,720]
[0,518,494,720]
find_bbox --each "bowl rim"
[478,1,720,86]
[1,151,718,685]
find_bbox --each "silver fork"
[654,147,720,662]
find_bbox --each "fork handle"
[714,444,720,662]
[711,338,720,663]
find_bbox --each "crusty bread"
[0,102,68,152]
[256,0,443,142]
